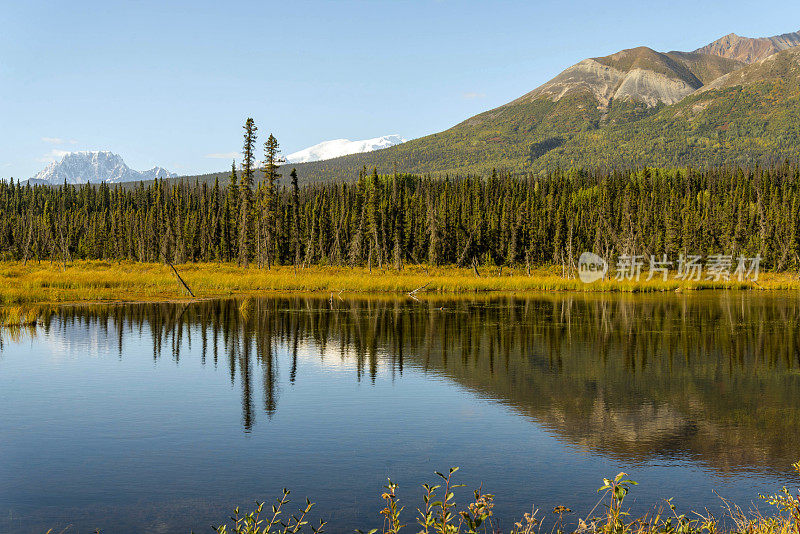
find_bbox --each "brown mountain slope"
[695,30,800,63]
[529,46,800,171]
[510,46,742,109]
[698,45,800,92]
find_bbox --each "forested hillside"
[171,45,800,185]
[4,164,800,271]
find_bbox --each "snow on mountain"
[285,134,406,163]
[139,166,177,180]
[31,151,177,184]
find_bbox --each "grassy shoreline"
[1,260,800,310]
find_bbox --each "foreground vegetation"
[1,260,799,317]
[211,466,800,534]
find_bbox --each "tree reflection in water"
[28,293,800,474]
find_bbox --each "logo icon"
[578,252,608,283]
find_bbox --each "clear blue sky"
[2,0,799,179]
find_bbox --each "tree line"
[3,120,800,271]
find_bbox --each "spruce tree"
[290,168,301,269]
[262,134,282,268]
[226,160,239,261]
[239,118,257,266]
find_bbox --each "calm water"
[2,294,800,533]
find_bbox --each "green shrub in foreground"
[212,463,800,534]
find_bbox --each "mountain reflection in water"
[14,292,799,476]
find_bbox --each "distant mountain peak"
[695,29,800,63]
[31,151,177,184]
[285,135,406,164]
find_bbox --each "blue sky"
[2,0,800,179]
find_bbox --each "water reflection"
[11,293,800,474]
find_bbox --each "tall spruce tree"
[262,134,282,269]
[290,168,301,269]
[239,118,257,266]
[226,160,239,261]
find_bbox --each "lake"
[1,293,799,533]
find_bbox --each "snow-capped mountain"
[285,134,406,163]
[139,166,176,180]
[30,151,177,184]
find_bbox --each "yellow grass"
[0,260,799,310]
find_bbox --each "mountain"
[697,45,800,91]
[265,47,746,179]
[30,151,177,184]
[508,45,800,172]
[175,28,800,184]
[285,134,406,163]
[511,46,743,109]
[139,166,177,180]
[695,30,800,63]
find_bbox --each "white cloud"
[37,149,71,163]
[204,152,240,159]
[462,91,486,100]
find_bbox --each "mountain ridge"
[697,46,800,92]
[30,151,177,185]
[510,47,744,110]
[695,29,800,63]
